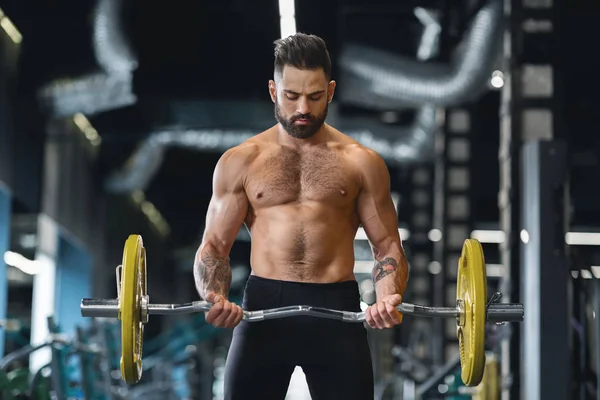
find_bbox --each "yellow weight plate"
[456,238,487,386]
[119,234,145,384]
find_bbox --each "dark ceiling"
[2,0,600,251]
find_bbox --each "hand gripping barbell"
[80,235,524,386]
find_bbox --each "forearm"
[194,243,232,299]
[372,243,409,299]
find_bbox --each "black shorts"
[223,275,374,400]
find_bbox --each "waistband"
[242,274,361,312]
[247,274,359,291]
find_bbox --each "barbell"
[80,235,524,386]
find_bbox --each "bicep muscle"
[356,150,401,254]
[202,148,250,254]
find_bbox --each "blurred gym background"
[0,0,597,398]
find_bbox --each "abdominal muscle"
[248,203,358,283]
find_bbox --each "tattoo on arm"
[372,257,398,283]
[194,251,232,299]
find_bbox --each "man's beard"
[275,101,328,139]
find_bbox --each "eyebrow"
[284,89,326,96]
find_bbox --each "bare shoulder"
[328,127,387,174]
[213,137,264,188]
[213,129,279,188]
[217,133,267,169]
[346,143,385,166]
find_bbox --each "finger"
[371,305,384,329]
[205,304,221,324]
[205,301,224,324]
[237,305,244,323]
[386,294,403,306]
[377,302,392,328]
[384,302,402,325]
[205,292,222,304]
[213,301,233,327]
[224,305,242,328]
[234,306,244,325]
[204,292,220,321]
[365,307,376,329]
[371,304,386,329]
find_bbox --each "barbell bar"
[82,298,522,324]
[80,235,524,387]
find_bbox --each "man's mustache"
[292,114,313,122]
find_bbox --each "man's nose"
[296,98,311,115]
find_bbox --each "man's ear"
[327,80,337,103]
[268,80,277,103]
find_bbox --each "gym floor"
[0,0,598,399]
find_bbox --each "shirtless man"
[194,33,409,399]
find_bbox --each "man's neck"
[276,124,330,149]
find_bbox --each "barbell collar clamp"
[486,303,524,324]
[141,295,149,324]
[81,299,119,319]
[457,299,465,327]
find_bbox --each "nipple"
[340,189,347,196]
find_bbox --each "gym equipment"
[5,368,29,398]
[0,319,22,332]
[0,317,106,400]
[472,353,499,400]
[29,364,52,400]
[408,353,463,399]
[456,238,486,386]
[80,234,524,386]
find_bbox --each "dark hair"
[273,33,332,80]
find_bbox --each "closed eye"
[286,95,321,101]
[284,90,325,101]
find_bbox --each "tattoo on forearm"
[372,257,398,283]
[194,251,232,298]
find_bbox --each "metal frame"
[499,0,565,397]
[520,140,570,399]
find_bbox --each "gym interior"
[0,0,596,399]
